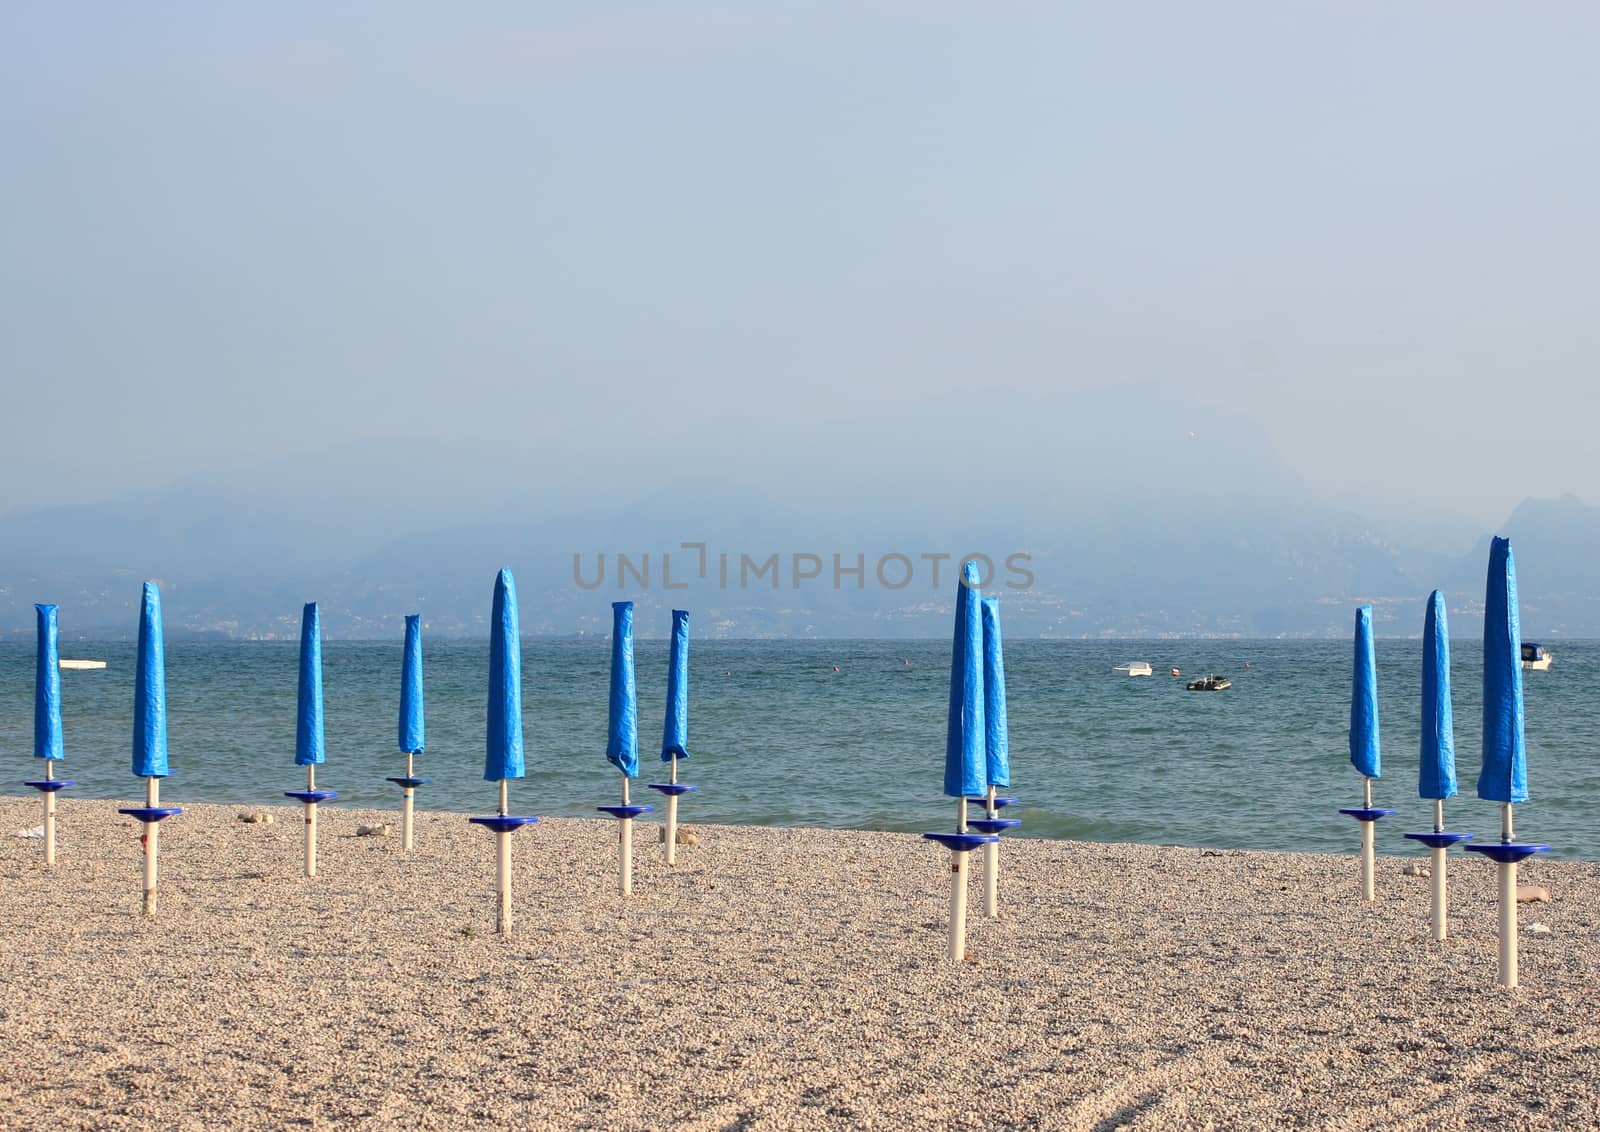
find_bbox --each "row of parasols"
[1340,536,1551,989]
[19,562,1023,957]
[21,571,706,927]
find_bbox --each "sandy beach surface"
[1,796,1597,1130]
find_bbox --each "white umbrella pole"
[402,751,416,852]
[947,797,969,964]
[1430,799,1447,942]
[1498,803,1518,989]
[43,758,56,868]
[983,784,999,919]
[496,779,512,936]
[619,775,633,896]
[304,765,318,878]
[143,776,160,916]
[1360,776,1375,902]
[665,756,679,867]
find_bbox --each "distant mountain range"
[2,386,1594,639]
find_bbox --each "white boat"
[59,659,107,671]
[1113,661,1153,677]
[1521,643,1553,671]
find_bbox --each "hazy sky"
[3,2,1597,528]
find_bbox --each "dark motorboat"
[1186,674,1231,691]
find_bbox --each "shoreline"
[3,797,1598,1128]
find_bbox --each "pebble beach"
[2,796,1598,1130]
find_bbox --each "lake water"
[2,638,1595,859]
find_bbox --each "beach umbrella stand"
[285,602,336,878]
[26,604,74,867]
[646,773,695,866]
[467,568,539,936]
[1403,818,1473,942]
[648,609,696,867]
[469,785,539,936]
[1338,605,1393,901]
[966,791,1020,919]
[1463,537,1551,988]
[388,614,431,852]
[1338,782,1395,902]
[597,786,653,895]
[923,813,999,962]
[1464,810,1548,989]
[115,582,182,916]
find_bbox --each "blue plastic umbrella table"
[117,582,183,915]
[1464,537,1551,988]
[24,603,74,867]
[968,594,1021,919]
[596,601,652,895]
[648,610,697,867]
[1338,604,1394,901]
[1402,591,1473,941]
[922,561,999,963]
[284,602,338,877]
[467,569,539,936]
[387,614,432,852]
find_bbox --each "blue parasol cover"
[607,601,638,777]
[399,614,425,754]
[944,561,986,799]
[1478,537,1528,804]
[295,602,325,766]
[1419,590,1455,800]
[485,568,525,781]
[132,581,169,778]
[661,609,691,761]
[980,594,1011,789]
[33,604,63,761]
[1349,604,1380,778]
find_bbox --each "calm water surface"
[2,639,1595,859]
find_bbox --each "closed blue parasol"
[389,614,431,851]
[1465,537,1550,987]
[120,581,181,914]
[650,610,695,865]
[598,601,651,893]
[1339,604,1393,901]
[969,594,1021,919]
[132,582,169,779]
[469,568,538,935]
[607,602,639,778]
[485,570,524,783]
[1403,590,1473,940]
[25,603,73,866]
[285,602,337,876]
[924,560,998,962]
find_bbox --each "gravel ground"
[1,796,1596,1130]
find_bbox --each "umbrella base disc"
[24,780,75,793]
[597,804,655,819]
[1338,807,1396,823]
[285,791,338,804]
[387,777,432,789]
[965,796,1019,809]
[1403,831,1474,850]
[922,832,999,852]
[1465,842,1551,864]
[646,783,697,796]
[967,818,1021,834]
[119,807,182,824]
[468,816,539,834]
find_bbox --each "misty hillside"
[2,389,1594,639]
